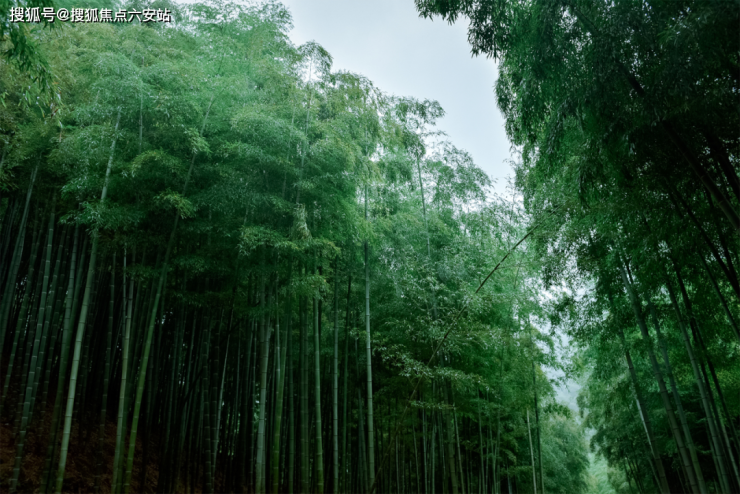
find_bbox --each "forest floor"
[0,374,157,494]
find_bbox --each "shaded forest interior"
[0,0,738,493]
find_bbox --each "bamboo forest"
[0,0,737,492]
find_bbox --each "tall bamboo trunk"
[648,299,707,493]
[444,382,459,494]
[54,109,121,494]
[112,247,135,494]
[332,260,339,494]
[40,225,79,493]
[668,267,733,494]
[121,96,213,494]
[314,291,325,493]
[340,274,352,493]
[358,388,369,492]
[213,334,230,489]
[95,251,116,493]
[0,195,19,285]
[494,347,504,494]
[703,356,740,488]
[530,330,544,494]
[209,309,224,486]
[272,286,290,494]
[698,256,740,344]
[453,403,465,494]
[413,421,420,494]
[300,293,310,493]
[0,165,38,352]
[477,399,483,494]
[364,184,376,488]
[122,255,170,494]
[203,320,215,493]
[39,225,70,414]
[256,274,272,494]
[288,324,296,494]
[617,261,700,494]
[10,195,55,492]
[1,202,43,412]
[695,333,740,491]
[614,322,670,494]
[526,410,537,494]
[30,221,66,422]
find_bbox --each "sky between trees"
[276,0,513,191]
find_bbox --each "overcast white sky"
[277,0,515,191]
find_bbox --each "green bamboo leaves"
[4,1,736,493]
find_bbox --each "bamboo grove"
[414,0,740,493]
[0,1,592,493]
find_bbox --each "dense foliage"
[0,2,591,493]
[416,0,740,493]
